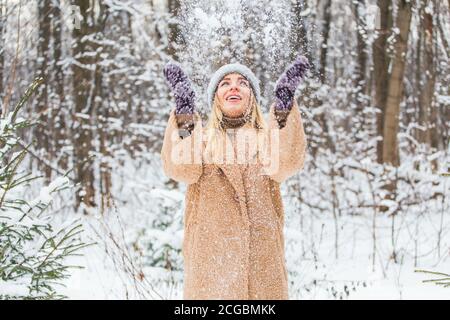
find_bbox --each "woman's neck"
[220,113,252,129]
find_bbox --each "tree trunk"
[52,0,68,170]
[382,0,412,166]
[95,3,112,213]
[36,0,52,180]
[418,5,438,171]
[97,54,112,213]
[352,0,368,139]
[413,12,422,146]
[373,0,393,164]
[417,3,439,172]
[0,0,4,115]
[436,1,450,152]
[308,0,335,158]
[291,0,312,64]
[319,0,331,83]
[72,0,102,213]
[167,0,181,60]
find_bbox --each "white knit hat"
[206,63,261,108]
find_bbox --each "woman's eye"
[220,81,229,86]
[240,81,249,87]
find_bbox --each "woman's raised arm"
[266,55,309,183]
[160,63,203,184]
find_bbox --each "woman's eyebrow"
[219,76,248,84]
[220,76,248,81]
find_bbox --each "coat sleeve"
[266,100,307,183]
[160,108,203,184]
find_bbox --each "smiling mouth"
[227,95,242,101]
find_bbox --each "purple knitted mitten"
[163,63,196,115]
[274,55,310,112]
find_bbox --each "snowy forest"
[0,0,449,299]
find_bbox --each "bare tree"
[71,0,105,213]
[382,0,413,166]
[373,0,393,164]
[352,0,369,139]
[319,0,331,83]
[51,0,68,170]
[417,2,438,171]
[0,0,4,114]
[434,0,449,157]
[167,0,181,60]
[314,0,334,154]
[291,0,312,63]
[36,0,52,180]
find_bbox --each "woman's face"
[216,73,251,118]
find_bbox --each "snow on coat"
[160,101,307,299]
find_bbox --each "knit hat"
[207,63,261,108]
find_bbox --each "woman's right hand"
[163,62,196,115]
[163,63,197,137]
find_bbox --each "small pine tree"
[415,270,450,288]
[0,78,89,299]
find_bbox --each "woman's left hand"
[274,55,310,112]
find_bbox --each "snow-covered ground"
[59,211,449,300]
[58,158,449,300]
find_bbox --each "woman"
[161,55,309,300]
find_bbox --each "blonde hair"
[204,90,267,162]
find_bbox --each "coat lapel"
[218,164,245,198]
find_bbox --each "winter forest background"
[0,0,449,299]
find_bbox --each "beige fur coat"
[160,101,307,299]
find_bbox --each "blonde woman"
[161,55,310,300]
